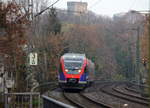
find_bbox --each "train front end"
[58,53,88,89]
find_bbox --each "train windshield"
[63,59,83,74]
[64,60,83,69]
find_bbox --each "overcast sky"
[53,0,149,17]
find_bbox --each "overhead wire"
[89,0,102,9]
[34,0,61,17]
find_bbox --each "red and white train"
[58,53,95,89]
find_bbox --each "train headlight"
[78,69,81,73]
[65,69,69,72]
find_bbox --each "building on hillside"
[113,10,145,24]
[67,1,88,15]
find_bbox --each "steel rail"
[113,85,149,101]
[79,92,114,108]
[63,91,113,108]
[100,83,149,106]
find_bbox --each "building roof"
[67,1,88,6]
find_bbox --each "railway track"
[125,86,142,94]
[100,82,149,107]
[43,81,149,108]
[125,85,149,97]
[63,91,113,108]
[113,84,149,101]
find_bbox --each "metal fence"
[4,92,40,108]
[0,92,4,108]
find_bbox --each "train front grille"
[67,78,78,84]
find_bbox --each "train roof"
[62,53,86,60]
